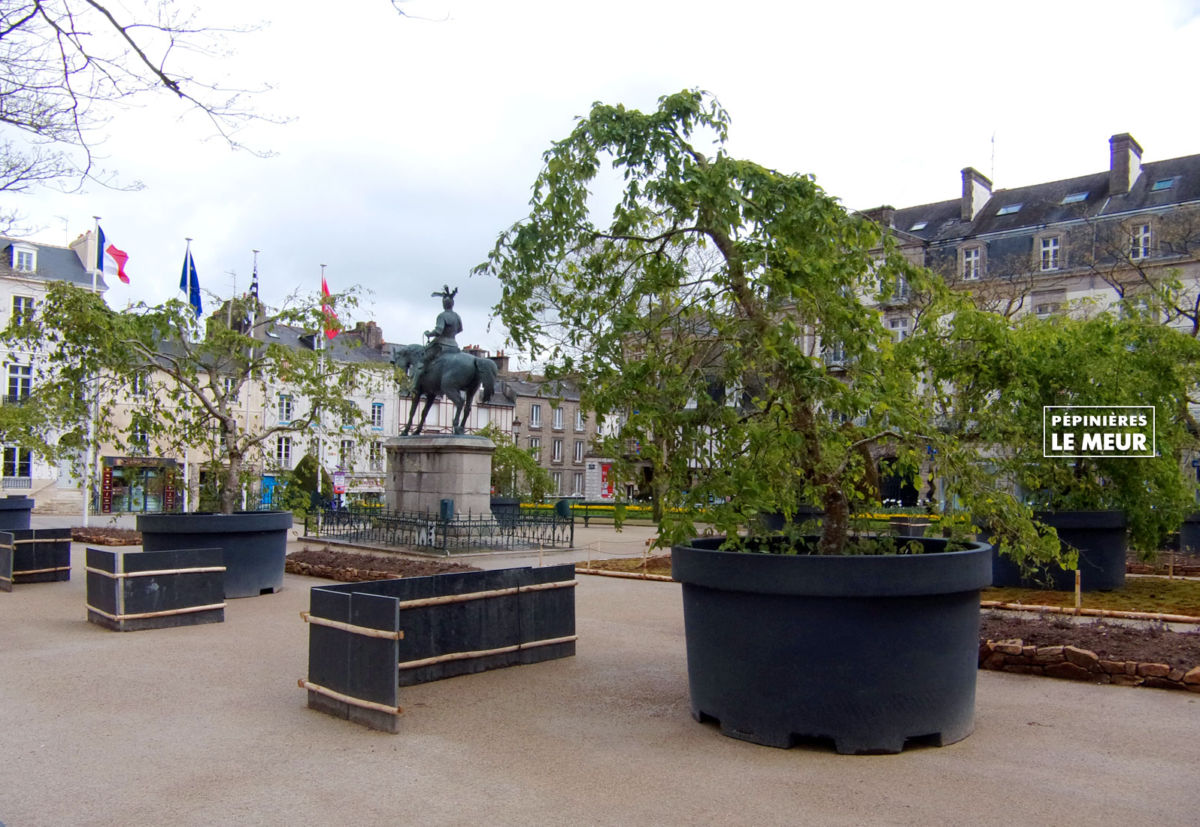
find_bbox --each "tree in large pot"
[477,90,1058,753]
[4,279,381,597]
[931,305,1200,591]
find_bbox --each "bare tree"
[0,0,281,197]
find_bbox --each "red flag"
[106,244,130,284]
[321,275,338,339]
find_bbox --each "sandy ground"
[2,523,1199,825]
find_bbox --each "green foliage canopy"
[476,89,1053,562]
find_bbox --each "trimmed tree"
[476,90,1056,564]
[1,280,384,514]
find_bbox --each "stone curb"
[980,639,1200,692]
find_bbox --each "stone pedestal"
[385,434,496,518]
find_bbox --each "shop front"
[100,457,179,514]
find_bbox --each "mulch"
[71,527,143,546]
[284,546,479,582]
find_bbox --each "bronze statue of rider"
[412,285,462,391]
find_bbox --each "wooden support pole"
[87,602,225,622]
[298,679,403,716]
[13,566,71,576]
[300,611,405,640]
[86,565,226,580]
[398,634,579,671]
[1074,569,1082,614]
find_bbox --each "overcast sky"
[13,0,1200,365]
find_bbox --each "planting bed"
[286,547,479,582]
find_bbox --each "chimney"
[860,206,896,229]
[491,351,510,374]
[350,320,385,350]
[961,167,992,221]
[1109,133,1143,195]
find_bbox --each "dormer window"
[909,221,927,231]
[11,243,36,272]
[1151,178,1175,192]
[996,204,1022,216]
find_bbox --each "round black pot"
[991,510,1126,592]
[1179,513,1200,555]
[671,536,992,755]
[137,511,292,599]
[0,496,34,531]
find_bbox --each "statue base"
[385,434,496,518]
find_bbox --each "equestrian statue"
[392,285,498,435]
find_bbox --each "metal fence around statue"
[311,507,574,555]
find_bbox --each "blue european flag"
[180,247,202,318]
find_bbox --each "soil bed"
[71,527,143,546]
[980,612,1200,671]
[286,546,479,582]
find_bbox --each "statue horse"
[392,343,499,435]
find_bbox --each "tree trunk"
[220,451,242,515]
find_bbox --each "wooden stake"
[1074,569,1082,614]
[86,565,226,580]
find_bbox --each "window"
[12,296,34,325]
[1033,290,1066,318]
[1130,224,1152,260]
[529,404,542,428]
[573,472,584,496]
[575,410,585,431]
[339,439,354,467]
[551,471,563,496]
[574,440,585,463]
[1061,192,1088,205]
[131,373,148,397]
[277,394,293,423]
[276,436,292,467]
[369,441,383,470]
[553,406,564,430]
[909,221,927,231]
[3,446,31,478]
[962,247,981,281]
[12,244,35,272]
[223,376,239,402]
[824,342,847,366]
[996,203,1022,216]
[1151,178,1174,192]
[1040,236,1060,271]
[887,317,910,343]
[529,436,540,460]
[7,364,31,403]
[371,402,385,429]
[130,428,149,454]
[552,438,563,463]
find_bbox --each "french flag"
[96,224,130,284]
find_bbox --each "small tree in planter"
[931,305,1200,588]
[3,281,384,595]
[476,90,1057,752]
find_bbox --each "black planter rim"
[138,510,293,534]
[0,496,34,509]
[672,536,993,598]
[1035,509,1126,530]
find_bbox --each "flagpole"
[81,216,102,527]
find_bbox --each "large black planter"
[0,496,34,531]
[1180,513,1200,555]
[137,511,292,599]
[991,510,1126,592]
[671,536,992,754]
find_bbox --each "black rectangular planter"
[86,547,226,631]
[301,564,577,733]
[0,528,72,590]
